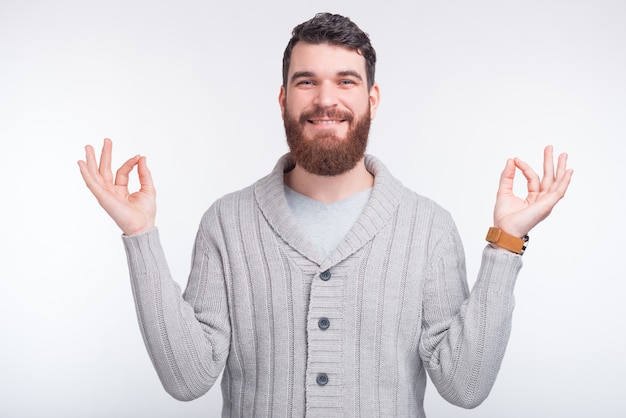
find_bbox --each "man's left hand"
[493,145,574,238]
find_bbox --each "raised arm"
[79,140,230,399]
[78,138,156,235]
[420,147,573,407]
[493,145,573,238]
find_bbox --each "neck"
[284,157,374,203]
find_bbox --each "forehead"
[288,42,367,77]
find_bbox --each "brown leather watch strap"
[485,227,529,255]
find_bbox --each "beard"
[283,104,371,176]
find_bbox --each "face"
[279,42,380,176]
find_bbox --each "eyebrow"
[290,71,315,83]
[337,70,363,81]
[290,70,364,84]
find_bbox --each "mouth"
[307,118,346,126]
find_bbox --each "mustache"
[298,108,354,124]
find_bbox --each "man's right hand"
[78,138,156,236]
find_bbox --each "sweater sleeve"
[418,224,522,409]
[122,222,231,401]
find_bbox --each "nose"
[313,81,338,108]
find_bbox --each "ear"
[368,84,381,120]
[278,85,286,119]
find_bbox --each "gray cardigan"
[122,154,523,417]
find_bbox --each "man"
[78,13,573,417]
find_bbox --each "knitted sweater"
[122,154,523,417]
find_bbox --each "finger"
[554,152,569,182]
[496,158,516,197]
[540,145,555,190]
[99,138,114,183]
[531,162,573,217]
[514,157,541,194]
[553,167,574,197]
[114,155,141,188]
[77,159,94,188]
[81,144,105,187]
[84,144,98,174]
[78,157,107,197]
[547,152,572,198]
[137,156,156,195]
[533,170,573,216]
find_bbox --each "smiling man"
[79,13,573,417]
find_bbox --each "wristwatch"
[485,227,529,255]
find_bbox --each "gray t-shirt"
[284,185,372,258]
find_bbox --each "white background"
[1,0,624,416]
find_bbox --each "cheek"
[354,97,373,119]
[286,93,311,110]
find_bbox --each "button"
[316,373,329,386]
[319,270,331,281]
[318,317,330,330]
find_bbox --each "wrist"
[121,222,155,236]
[485,226,529,255]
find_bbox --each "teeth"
[313,120,340,124]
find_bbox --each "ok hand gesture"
[78,138,156,236]
[493,145,573,238]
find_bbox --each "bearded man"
[78,13,573,417]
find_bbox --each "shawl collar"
[253,153,404,269]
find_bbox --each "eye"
[297,80,315,86]
[338,79,360,88]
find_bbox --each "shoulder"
[402,189,452,221]
[199,154,291,228]
[399,188,457,237]
[365,154,454,225]
[199,184,255,227]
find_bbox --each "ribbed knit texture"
[122,154,523,417]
